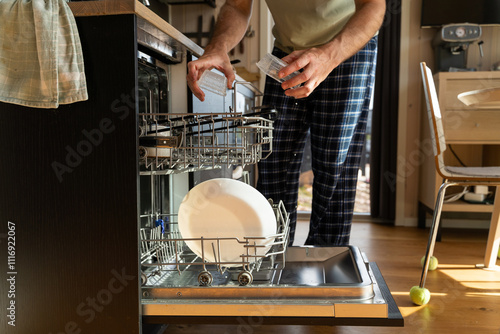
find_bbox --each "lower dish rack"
[140,203,401,322]
[138,111,274,174]
[140,200,290,287]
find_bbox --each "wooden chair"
[418,62,500,294]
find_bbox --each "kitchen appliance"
[135,22,402,331]
[432,23,482,71]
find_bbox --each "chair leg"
[418,201,443,241]
[483,186,500,268]
[419,181,458,288]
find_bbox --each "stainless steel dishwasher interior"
[136,45,400,324]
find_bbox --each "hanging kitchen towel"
[0,0,88,108]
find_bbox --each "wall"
[397,0,500,226]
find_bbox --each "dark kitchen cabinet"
[0,15,142,334]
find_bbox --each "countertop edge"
[68,0,204,57]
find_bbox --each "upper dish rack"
[138,110,274,174]
[140,200,289,286]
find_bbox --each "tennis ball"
[410,286,431,306]
[421,255,438,271]
[498,247,500,259]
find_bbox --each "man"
[187,0,386,246]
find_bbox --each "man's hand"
[186,0,253,101]
[187,49,235,102]
[278,47,338,99]
[276,0,385,99]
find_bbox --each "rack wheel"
[237,271,253,286]
[198,271,213,286]
[140,272,148,286]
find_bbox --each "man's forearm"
[204,0,253,55]
[321,0,385,68]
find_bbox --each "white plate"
[178,178,276,266]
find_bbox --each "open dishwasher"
[0,9,402,334]
[136,74,403,328]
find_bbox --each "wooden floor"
[162,221,500,334]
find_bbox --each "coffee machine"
[433,23,482,71]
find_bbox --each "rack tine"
[211,242,219,272]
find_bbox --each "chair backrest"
[420,62,447,159]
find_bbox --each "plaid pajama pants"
[257,36,378,246]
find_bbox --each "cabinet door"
[0,15,141,334]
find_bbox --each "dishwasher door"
[141,245,403,327]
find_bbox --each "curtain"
[370,0,401,221]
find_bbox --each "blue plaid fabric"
[257,36,378,246]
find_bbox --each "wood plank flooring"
[161,221,500,334]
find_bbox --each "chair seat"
[445,166,500,178]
